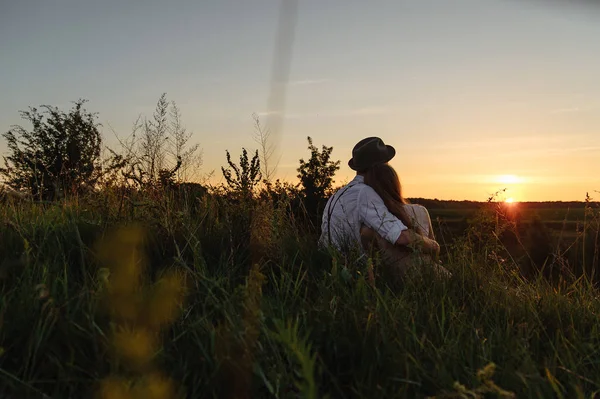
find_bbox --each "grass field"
[426,204,588,225]
[1,191,599,398]
[425,202,591,243]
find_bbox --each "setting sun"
[505,197,514,204]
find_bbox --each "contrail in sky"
[265,0,299,166]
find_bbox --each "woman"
[360,163,450,282]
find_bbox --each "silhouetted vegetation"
[112,93,203,190]
[1,100,105,201]
[297,136,341,222]
[221,148,262,199]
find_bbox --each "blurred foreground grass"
[0,193,599,398]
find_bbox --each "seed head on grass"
[131,372,177,399]
[143,270,187,329]
[112,327,157,371]
[98,373,176,399]
[97,376,132,399]
[95,224,187,399]
[96,225,146,324]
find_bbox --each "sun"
[505,197,514,204]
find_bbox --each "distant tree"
[258,178,299,205]
[221,148,262,198]
[251,113,278,182]
[297,136,340,218]
[0,99,102,200]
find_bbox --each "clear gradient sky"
[1,0,599,201]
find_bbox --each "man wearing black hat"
[319,137,440,255]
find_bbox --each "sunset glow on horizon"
[495,175,525,185]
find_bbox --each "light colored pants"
[360,226,451,284]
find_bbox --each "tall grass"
[0,188,599,398]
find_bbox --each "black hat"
[348,137,396,171]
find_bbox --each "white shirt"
[319,175,408,251]
[404,204,433,238]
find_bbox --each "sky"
[1,0,599,201]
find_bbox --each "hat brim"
[348,145,396,171]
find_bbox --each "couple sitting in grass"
[320,137,450,284]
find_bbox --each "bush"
[1,100,102,201]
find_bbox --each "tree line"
[0,94,341,219]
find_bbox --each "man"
[319,137,440,257]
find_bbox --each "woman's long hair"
[363,163,413,229]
